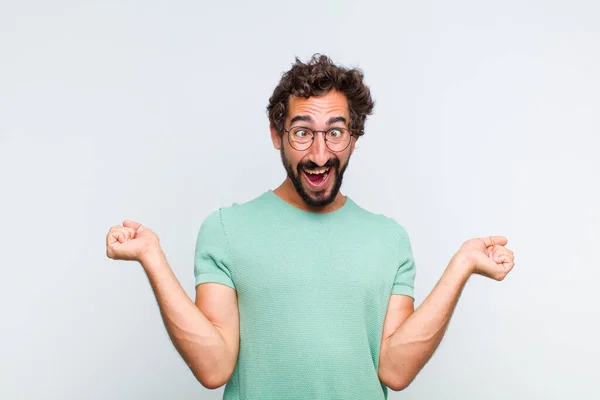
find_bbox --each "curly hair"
[267,54,374,139]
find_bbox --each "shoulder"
[349,198,408,231]
[202,191,274,232]
[219,190,272,216]
[348,198,411,243]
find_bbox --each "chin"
[301,181,338,208]
[306,193,334,207]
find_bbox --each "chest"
[228,228,400,305]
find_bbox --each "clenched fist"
[453,236,515,281]
[106,220,161,262]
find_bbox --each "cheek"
[338,153,351,168]
[282,145,305,167]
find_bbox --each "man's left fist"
[454,236,515,281]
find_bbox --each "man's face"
[271,89,356,208]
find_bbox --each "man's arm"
[141,248,239,389]
[106,220,239,389]
[378,257,470,391]
[378,236,515,391]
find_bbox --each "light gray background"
[1,1,599,399]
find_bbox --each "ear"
[270,124,282,150]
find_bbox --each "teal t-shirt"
[194,190,416,400]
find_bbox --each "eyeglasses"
[283,126,354,152]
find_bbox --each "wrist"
[138,245,167,271]
[447,252,475,279]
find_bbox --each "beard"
[279,146,349,208]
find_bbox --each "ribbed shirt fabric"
[194,190,416,399]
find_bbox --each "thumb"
[123,220,148,235]
[123,220,143,231]
[482,236,508,248]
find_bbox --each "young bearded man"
[105,54,515,399]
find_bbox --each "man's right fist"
[106,220,160,262]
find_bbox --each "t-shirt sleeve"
[194,209,236,290]
[391,224,417,299]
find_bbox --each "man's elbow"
[380,370,413,392]
[195,372,229,390]
[200,379,226,390]
[190,365,233,390]
[386,377,412,392]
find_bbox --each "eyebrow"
[289,115,348,126]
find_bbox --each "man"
[106,54,515,399]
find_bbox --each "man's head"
[267,54,374,208]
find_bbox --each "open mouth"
[302,166,332,189]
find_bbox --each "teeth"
[304,167,329,175]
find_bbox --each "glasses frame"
[283,126,355,152]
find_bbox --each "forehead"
[287,90,349,122]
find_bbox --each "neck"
[273,177,346,214]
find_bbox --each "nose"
[308,131,331,166]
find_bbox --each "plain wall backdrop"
[1,1,599,399]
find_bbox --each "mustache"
[298,158,340,170]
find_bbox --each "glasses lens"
[289,127,313,150]
[326,128,351,152]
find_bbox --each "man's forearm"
[139,249,231,388]
[380,255,472,390]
